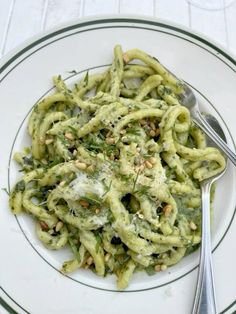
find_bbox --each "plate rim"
[1,14,236,314]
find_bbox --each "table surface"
[0,0,236,58]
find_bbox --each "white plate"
[0,15,236,314]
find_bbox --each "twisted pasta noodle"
[9,45,225,289]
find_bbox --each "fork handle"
[192,181,217,314]
[193,113,236,166]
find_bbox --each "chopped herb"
[67,125,78,137]
[132,170,140,192]
[68,238,81,263]
[94,232,102,253]
[102,180,112,197]
[15,180,25,192]
[84,71,89,86]
[126,127,141,136]
[133,184,150,196]
[80,195,102,207]
[118,173,133,182]
[23,156,34,166]
[1,187,9,195]
[57,134,69,146]
[145,266,156,276]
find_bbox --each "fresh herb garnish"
[102,180,112,197]
[132,170,140,192]
[57,134,69,146]
[133,184,150,196]
[15,180,25,192]
[67,125,78,137]
[68,238,81,263]
[94,231,102,253]
[80,195,102,207]
[84,71,89,86]
[145,266,156,276]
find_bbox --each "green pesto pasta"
[9,45,226,290]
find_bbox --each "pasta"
[9,45,226,289]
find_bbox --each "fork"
[180,83,236,166]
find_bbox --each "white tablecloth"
[1,0,236,58]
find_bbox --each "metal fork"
[180,83,236,166]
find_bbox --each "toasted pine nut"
[163,204,172,217]
[55,221,64,232]
[155,128,160,136]
[106,137,115,145]
[105,253,111,262]
[161,264,167,271]
[145,160,153,169]
[120,129,126,135]
[39,221,49,231]
[149,130,156,137]
[149,157,156,165]
[86,256,93,266]
[65,132,74,140]
[75,161,87,170]
[189,221,197,230]
[140,119,146,126]
[79,200,89,208]
[155,264,161,272]
[45,138,54,145]
[150,122,156,130]
[95,208,100,214]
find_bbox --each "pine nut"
[106,137,115,145]
[65,132,74,140]
[149,157,156,165]
[45,138,54,145]
[163,204,172,217]
[55,221,63,232]
[189,221,197,230]
[145,160,153,169]
[39,221,49,231]
[155,128,160,136]
[155,264,161,272]
[95,208,100,214]
[150,122,156,130]
[149,130,156,137]
[161,264,167,271]
[75,161,87,170]
[79,200,89,208]
[140,119,146,126]
[105,253,111,262]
